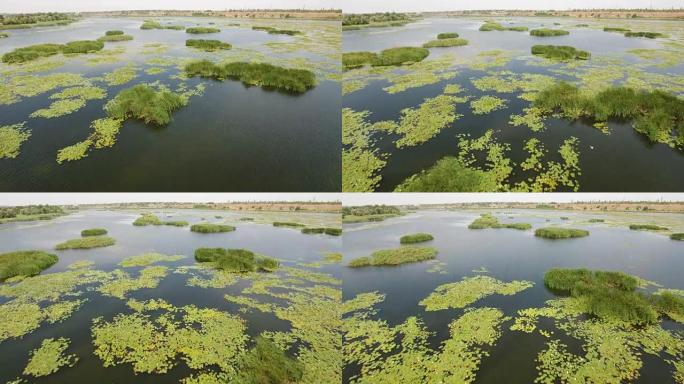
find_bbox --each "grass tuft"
[399,233,434,244]
[55,236,115,250]
[190,223,236,233]
[0,250,57,281]
[348,246,437,267]
[81,228,107,237]
[535,227,589,239]
[194,248,278,272]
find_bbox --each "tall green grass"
[348,246,437,267]
[55,236,115,250]
[423,38,468,48]
[105,84,186,126]
[535,227,589,239]
[190,223,236,233]
[184,60,316,93]
[530,28,570,37]
[185,39,231,51]
[81,228,107,237]
[629,224,668,231]
[531,45,590,60]
[399,233,434,244]
[0,250,57,281]
[194,248,278,272]
[186,27,220,34]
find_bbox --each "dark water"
[343,17,684,192]
[0,18,341,191]
[0,209,341,382]
[341,209,684,383]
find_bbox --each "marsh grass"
[468,214,531,230]
[399,233,434,244]
[301,227,342,236]
[530,29,570,37]
[81,228,107,237]
[236,336,304,383]
[184,60,316,93]
[0,250,57,281]
[252,26,301,35]
[190,223,236,233]
[97,34,133,42]
[604,27,630,32]
[544,268,683,324]
[371,47,429,67]
[531,45,590,61]
[422,38,468,48]
[105,30,124,35]
[272,222,305,227]
[479,22,528,32]
[2,43,63,63]
[342,51,377,70]
[348,246,437,267]
[185,39,232,51]
[0,33,8,38]
[55,236,115,250]
[588,219,604,223]
[624,31,664,38]
[629,224,668,231]
[140,21,185,30]
[105,84,186,126]
[534,82,684,147]
[437,32,459,39]
[671,233,684,240]
[194,248,279,272]
[186,27,220,34]
[61,40,104,54]
[395,157,500,192]
[535,227,589,239]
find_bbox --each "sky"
[343,0,682,13]
[0,0,339,13]
[342,193,684,206]
[1,0,679,13]
[0,193,341,206]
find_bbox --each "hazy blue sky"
[343,193,684,206]
[0,0,338,13]
[0,193,340,205]
[344,0,682,13]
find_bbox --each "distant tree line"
[342,205,401,217]
[0,204,64,219]
[0,12,72,25]
[342,12,411,26]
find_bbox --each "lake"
[0,17,341,191]
[342,17,684,192]
[0,209,342,382]
[342,209,684,383]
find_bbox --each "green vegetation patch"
[629,224,668,231]
[423,38,468,48]
[81,228,107,237]
[531,45,590,61]
[62,40,104,54]
[470,95,507,115]
[184,60,316,93]
[0,250,57,281]
[252,26,301,35]
[342,51,377,70]
[604,27,630,32]
[23,337,77,377]
[544,268,684,324]
[399,233,434,244]
[185,39,232,51]
[624,31,665,38]
[30,98,86,119]
[105,84,186,126]
[372,47,429,67]
[480,22,528,32]
[97,266,168,299]
[56,140,91,164]
[91,302,247,374]
[119,253,185,267]
[133,213,188,227]
[437,32,459,39]
[420,275,534,310]
[105,30,124,35]
[671,233,684,241]
[0,123,31,159]
[533,82,684,148]
[55,236,115,250]
[530,28,570,37]
[348,246,437,267]
[301,227,342,236]
[186,27,220,34]
[97,34,133,42]
[534,227,589,239]
[194,248,279,272]
[342,205,402,222]
[236,336,304,382]
[140,20,184,30]
[273,221,305,228]
[2,43,63,63]
[468,214,531,230]
[190,223,236,233]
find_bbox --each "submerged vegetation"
[399,233,434,244]
[0,250,57,281]
[468,214,531,230]
[420,275,534,310]
[194,248,279,272]
[531,45,590,61]
[184,60,316,93]
[185,39,231,51]
[534,227,589,239]
[55,236,116,250]
[348,246,437,267]
[530,28,570,37]
[190,223,236,233]
[534,82,684,148]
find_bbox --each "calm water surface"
[342,209,684,383]
[0,18,341,191]
[0,209,341,382]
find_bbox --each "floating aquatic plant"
[0,123,31,159]
[419,275,533,311]
[23,337,78,377]
[30,98,86,118]
[470,95,507,115]
[119,253,185,267]
[97,266,168,299]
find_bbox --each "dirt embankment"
[423,9,684,20]
[411,202,684,213]
[80,10,341,20]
